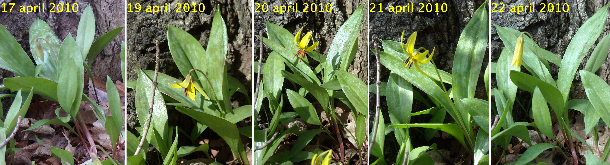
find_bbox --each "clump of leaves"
[126,5,251,165]
[491,3,610,165]
[0,5,124,164]
[373,1,488,164]
[254,4,366,165]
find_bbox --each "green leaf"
[286,89,321,125]
[141,70,203,110]
[0,24,35,77]
[0,128,5,164]
[265,22,296,49]
[505,143,558,165]
[532,87,554,139]
[126,131,146,157]
[585,34,610,73]
[177,144,209,158]
[5,90,33,135]
[379,51,469,140]
[167,25,203,79]
[288,129,323,158]
[494,25,555,85]
[491,122,531,146]
[474,131,489,165]
[87,26,124,66]
[136,70,168,141]
[386,73,412,142]
[324,5,363,82]
[3,77,58,101]
[203,5,231,112]
[407,146,432,165]
[320,79,341,90]
[106,76,123,134]
[340,38,358,71]
[175,106,249,165]
[371,111,385,159]
[497,48,519,105]
[29,18,61,81]
[105,118,119,150]
[162,128,179,165]
[76,5,96,56]
[586,151,610,165]
[568,99,599,134]
[356,115,366,149]
[57,34,84,118]
[24,118,75,133]
[228,75,249,100]
[557,4,608,102]
[267,95,283,137]
[51,146,74,165]
[336,70,367,116]
[580,70,610,126]
[127,154,144,165]
[461,98,489,133]
[452,1,488,100]
[282,71,329,111]
[391,123,467,149]
[263,52,285,100]
[510,71,565,117]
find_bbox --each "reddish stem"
[333,118,344,164]
[77,114,98,155]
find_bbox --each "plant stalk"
[134,40,160,155]
[254,30,263,108]
[369,35,381,157]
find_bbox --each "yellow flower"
[293,27,319,62]
[311,150,334,165]
[168,75,210,101]
[511,34,524,68]
[401,31,435,77]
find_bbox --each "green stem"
[522,32,549,84]
[430,61,473,151]
[189,68,224,114]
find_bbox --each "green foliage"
[256,4,366,164]
[0,5,124,164]
[129,6,251,165]
[492,3,610,164]
[377,2,488,164]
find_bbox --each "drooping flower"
[401,31,435,77]
[168,74,209,101]
[293,27,319,62]
[311,150,334,165]
[511,34,524,68]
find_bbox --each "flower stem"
[189,68,224,113]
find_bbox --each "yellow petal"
[419,47,434,64]
[406,31,417,55]
[322,150,332,165]
[295,27,304,47]
[300,31,313,49]
[168,82,183,89]
[400,31,409,55]
[187,86,196,101]
[311,153,318,165]
[512,35,524,68]
[304,41,319,52]
[192,81,210,100]
[414,62,431,77]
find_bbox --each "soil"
[0,0,125,164]
[125,0,252,164]
[491,0,610,164]
[253,0,369,164]
[368,0,487,164]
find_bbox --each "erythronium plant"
[126,6,251,165]
[491,3,610,165]
[0,5,124,164]
[373,1,488,164]
[255,4,366,165]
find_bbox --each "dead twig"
[0,116,22,148]
[253,131,279,151]
[134,40,160,155]
[254,30,263,107]
[490,115,500,132]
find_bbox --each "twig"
[134,40,160,155]
[333,117,345,164]
[77,113,97,155]
[369,35,380,156]
[253,131,278,151]
[401,150,409,165]
[490,115,500,132]
[254,30,263,106]
[0,116,22,148]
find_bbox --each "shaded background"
[368,0,487,163]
